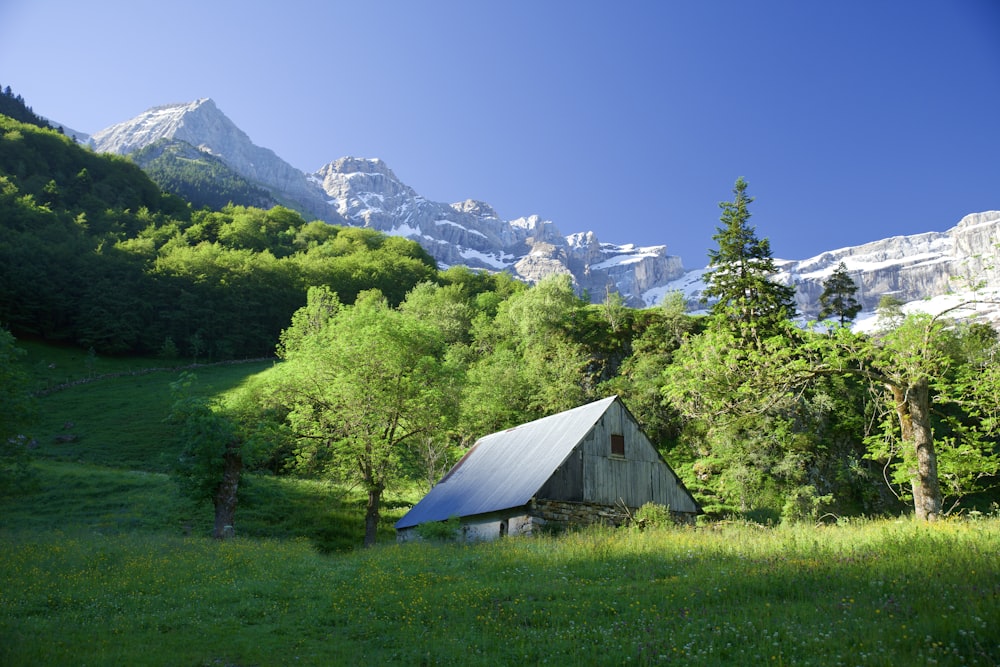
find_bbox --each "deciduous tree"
[273,288,460,546]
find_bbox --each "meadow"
[2,344,998,665]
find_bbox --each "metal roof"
[395,396,619,529]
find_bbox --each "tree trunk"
[363,483,384,548]
[213,441,243,539]
[892,381,942,521]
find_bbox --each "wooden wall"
[579,402,699,513]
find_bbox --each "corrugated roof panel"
[396,396,618,529]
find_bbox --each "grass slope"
[2,343,999,665]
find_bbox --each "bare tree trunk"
[213,441,243,539]
[363,483,384,548]
[892,381,942,521]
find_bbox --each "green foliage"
[266,288,462,546]
[0,115,438,358]
[818,261,862,326]
[414,515,461,541]
[168,373,242,503]
[0,328,34,440]
[130,138,278,211]
[630,502,672,530]
[781,485,834,523]
[461,275,593,436]
[602,294,700,447]
[0,328,36,493]
[703,178,796,335]
[0,84,58,131]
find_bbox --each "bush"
[781,485,833,524]
[414,515,461,541]
[631,502,672,531]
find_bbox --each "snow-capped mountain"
[88,99,684,305]
[90,99,338,224]
[84,98,998,320]
[646,211,1000,327]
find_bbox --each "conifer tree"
[703,178,796,338]
[818,262,861,326]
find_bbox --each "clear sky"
[2,1,998,267]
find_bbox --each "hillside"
[2,342,997,665]
[130,138,279,210]
[0,114,440,357]
[87,99,687,306]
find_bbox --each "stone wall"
[530,498,697,529]
[530,498,632,528]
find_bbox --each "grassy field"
[2,343,999,665]
[2,520,998,665]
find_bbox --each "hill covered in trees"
[0,112,441,358]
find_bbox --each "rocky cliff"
[783,211,1000,325]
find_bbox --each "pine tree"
[818,262,861,326]
[703,178,796,337]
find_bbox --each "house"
[395,395,700,541]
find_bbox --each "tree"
[662,319,829,518]
[273,288,460,547]
[169,373,245,539]
[851,311,1000,519]
[461,275,592,436]
[818,262,862,326]
[602,291,698,448]
[703,178,796,339]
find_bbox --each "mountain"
[87,99,684,305]
[90,99,339,223]
[85,98,998,319]
[647,210,1000,327]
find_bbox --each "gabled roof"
[396,396,619,529]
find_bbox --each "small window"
[611,434,625,457]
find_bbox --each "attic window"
[610,434,625,457]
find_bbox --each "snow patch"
[460,247,513,269]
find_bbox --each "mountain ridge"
[82,98,999,320]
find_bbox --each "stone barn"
[395,395,700,541]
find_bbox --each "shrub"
[781,484,833,523]
[414,515,460,541]
[631,502,672,531]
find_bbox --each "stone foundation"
[529,498,632,528]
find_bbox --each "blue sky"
[2,1,998,268]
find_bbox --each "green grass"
[3,342,999,665]
[1,520,997,666]
[18,341,274,471]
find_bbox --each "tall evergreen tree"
[703,178,796,338]
[818,262,861,326]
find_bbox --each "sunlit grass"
[2,519,997,666]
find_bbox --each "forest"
[2,101,999,544]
